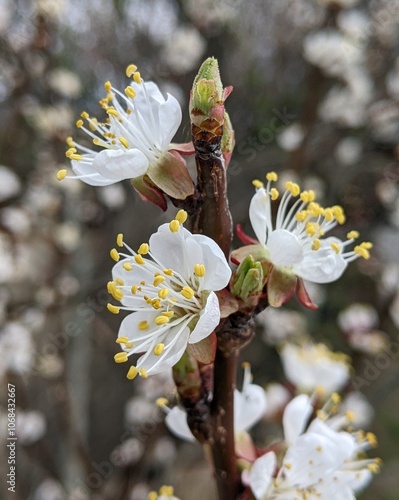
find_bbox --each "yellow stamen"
[76,119,83,128]
[331,393,341,404]
[131,285,138,294]
[176,209,188,224]
[270,188,279,200]
[66,136,74,146]
[285,181,300,197]
[367,432,378,447]
[138,243,149,255]
[126,366,139,380]
[115,277,124,286]
[155,315,170,325]
[154,343,165,356]
[119,137,129,149]
[156,398,168,407]
[148,492,157,500]
[138,320,149,331]
[252,179,264,189]
[158,289,169,299]
[354,244,370,260]
[331,242,341,254]
[123,262,133,271]
[153,275,165,287]
[107,303,120,314]
[295,210,307,222]
[368,462,381,474]
[163,268,174,276]
[135,255,145,265]
[159,486,174,496]
[133,71,142,84]
[114,352,128,363]
[110,248,120,262]
[116,337,129,344]
[312,239,321,251]
[56,169,67,181]
[347,230,359,239]
[181,286,195,299]
[106,107,119,117]
[266,171,278,182]
[126,64,138,77]
[151,299,162,309]
[124,86,136,99]
[104,81,112,92]
[81,111,89,119]
[194,264,206,278]
[332,205,346,224]
[169,220,180,233]
[139,367,148,378]
[162,311,174,318]
[116,233,124,247]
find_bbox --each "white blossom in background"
[47,68,82,99]
[0,322,34,378]
[57,65,183,186]
[258,307,307,345]
[111,437,144,466]
[303,30,363,79]
[1,207,31,236]
[342,392,375,429]
[280,342,351,394]
[248,394,380,500]
[33,479,66,500]
[369,99,399,143]
[338,303,379,333]
[109,210,231,378]
[263,383,291,420]
[0,165,21,202]
[250,172,372,284]
[97,183,127,210]
[158,363,267,442]
[337,9,370,42]
[161,26,206,74]
[16,410,47,444]
[276,123,305,152]
[335,137,362,166]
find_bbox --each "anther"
[106,108,119,118]
[330,243,341,254]
[194,264,206,278]
[119,137,129,149]
[124,86,136,99]
[138,243,149,255]
[126,366,139,380]
[270,188,279,200]
[163,269,174,276]
[126,64,138,78]
[76,119,83,128]
[114,352,128,363]
[252,179,264,189]
[57,169,67,181]
[156,398,168,407]
[158,289,169,299]
[116,233,124,247]
[139,367,148,378]
[154,343,165,356]
[116,337,129,344]
[176,209,188,224]
[104,81,112,92]
[110,248,120,262]
[131,285,138,294]
[138,320,150,331]
[169,220,180,233]
[153,275,165,287]
[135,255,145,265]
[107,304,120,314]
[133,71,142,84]
[312,239,321,251]
[155,315,170,325]
[266,171,278,182]
[181,286,195,299]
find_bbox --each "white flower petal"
[149,224,192,275]
[189,292,220,344]
[71,160,116,186]
[165,406,196,443]
[158,94,182,150]
[234,384,268,432]
[249,452,276,500]
[186,234,232,290]
[283,394,313,445]
[249,188,269,245]
[93,149,149,181]
[268,229,304,267]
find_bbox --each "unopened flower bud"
[232,255,264,300]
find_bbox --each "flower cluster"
[248,393,380,499]
[243,172,372,307]
[108,210,231,379]
[57,64,194,202]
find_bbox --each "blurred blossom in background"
[0,0,399,499]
